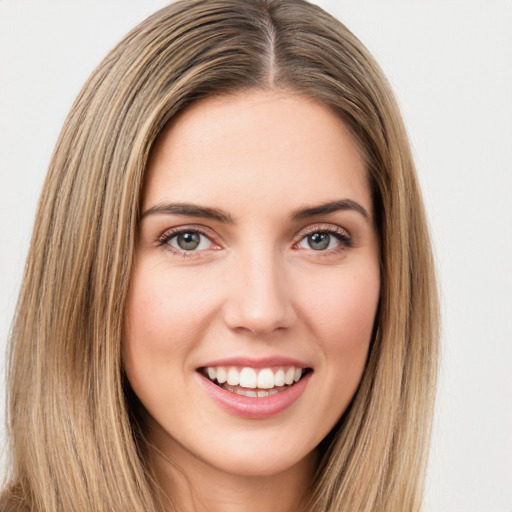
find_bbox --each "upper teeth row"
[206,366,303,389]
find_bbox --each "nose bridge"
[223,241,295,334]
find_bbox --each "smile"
[200,366,308,397]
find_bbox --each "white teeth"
[227,367,239,386]
[257,368,275,389]
[216,367,227,384]
[224,387,262,398]
[239,367,257,388]
[274,369,285,387]
[284,367,295,385]
[204,365,306,393]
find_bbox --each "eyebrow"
[291,199,370,221]
[140,198,369,223]
[141,202,234,223]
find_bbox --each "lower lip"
[198,372,312,420]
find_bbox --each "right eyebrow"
[291,199,370,222]
[140,202,234,223]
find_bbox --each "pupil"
[178,232,200,250]
[308,232,329,250]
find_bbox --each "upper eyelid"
[295,223,351,238]
[160,224,216,237]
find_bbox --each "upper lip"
[198,356,311,369]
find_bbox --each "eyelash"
[157,226,218,258]
[157,224,353,257]
[294,224,353,253]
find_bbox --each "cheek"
[123,263,217,357]
[289,263,380,442]
[297,263,380,358]
[122,263,216,412]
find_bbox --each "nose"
[222,246,297,335]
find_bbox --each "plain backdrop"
[1,1,511,511]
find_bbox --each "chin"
[199,445,317,480]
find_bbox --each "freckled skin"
[123,90,380,508]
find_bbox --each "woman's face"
[123,90,380,480]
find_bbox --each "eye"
[300,232,333,251]
[296,226,352,252]
[160,228,216,252]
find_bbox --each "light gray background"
[1,1,511,511]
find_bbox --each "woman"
[1,0,439,510]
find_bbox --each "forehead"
[143,89,372,217]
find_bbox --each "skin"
[123,89,380,512]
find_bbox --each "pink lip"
[199,356,310,369]
[197,371,312,420]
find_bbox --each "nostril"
[222,299,297,335]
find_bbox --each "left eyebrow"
[291,199,370,221]
[140,202,234,223]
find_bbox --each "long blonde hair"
[2,1,439,510]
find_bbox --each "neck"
[146,432,317,512]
